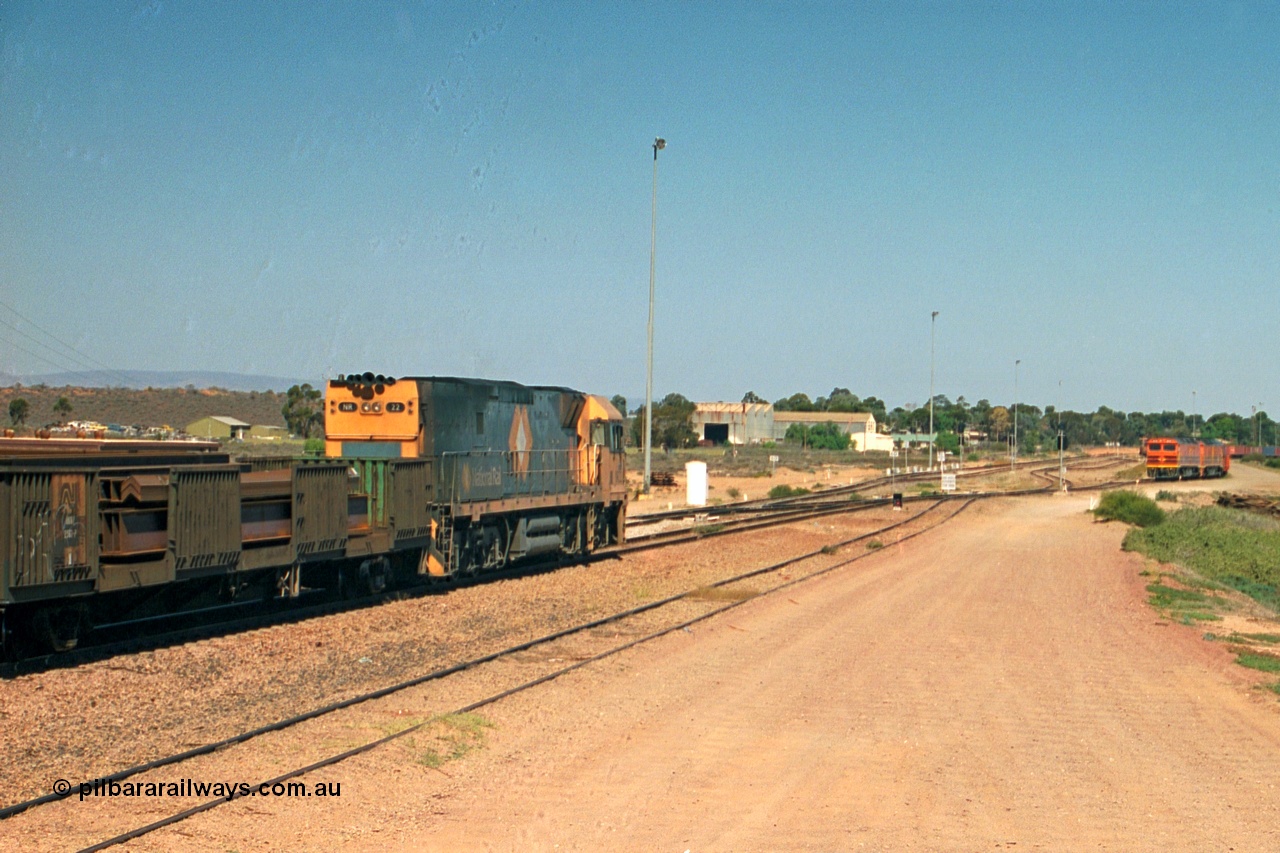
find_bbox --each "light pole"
[1192,390,1197,439]
[1012,359,1021,468]
[643,136,665,494]
[928,310,938,470]
[1058,379,1064,490]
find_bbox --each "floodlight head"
[654,137,666,150]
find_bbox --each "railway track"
[1,454,1134,676]
[3,498,972,850]
[2,450,1131,676]
[628,453,1134,531]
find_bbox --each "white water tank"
[686,460,708,507]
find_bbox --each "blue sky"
[1,2,1276,416]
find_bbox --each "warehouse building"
[185,415,250,440]
[690,402,774,445]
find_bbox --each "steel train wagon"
[0,375,626,656]
[1143,437,1230,480]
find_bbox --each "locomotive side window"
[611,424,624,452]
[591,421,606,446]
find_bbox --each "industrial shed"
[772,411,894,452]
[690,402,774,445]
[248,424,289,439]
[185,415,250,440]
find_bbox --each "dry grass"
[683,585,760,602]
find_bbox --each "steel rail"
[2,498,953,824]
[74,498,975,852]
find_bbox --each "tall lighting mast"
[928,310,939,470]
[1012,359,1021,468]
[643,137,666,494]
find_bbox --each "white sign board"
[769,455,780,463]
[938,451,946,463]
[941,473,957,492]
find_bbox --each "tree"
[989,406,1011,439]
[825,389,861,412]
[282,384,323,438]
[630,392,697,449]
[52,396,73,421]
[936,430,961,454]
[785,421,849,450]
[610,395,627,415]
[8,398,29,427]
[774,392,815,412]
[742,391,765,404]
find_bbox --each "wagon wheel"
[34,606,87,653]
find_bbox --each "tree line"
[615,389,1276,452]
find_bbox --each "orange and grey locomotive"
[324,374,627,577]
[0,374,626,655]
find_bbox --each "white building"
[771,410,894,452]
[690,403,895,452]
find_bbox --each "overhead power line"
[0,298,136,387]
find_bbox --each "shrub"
[768,484,810,500]
[1154,490,1178,502]
[1123,507,1280,610]
[1094,491,1165,527]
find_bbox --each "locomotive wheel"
[359,557,390,595]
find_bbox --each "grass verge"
[1123,507,1280,611]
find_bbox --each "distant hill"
[0,370,308,393]
[0,385,290,432]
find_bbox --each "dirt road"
[406,495,1280,851]
[21,493,1280,851]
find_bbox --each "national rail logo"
[509,405,532,475]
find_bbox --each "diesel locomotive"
[0,374,627,656]
[1143,437,1230,480]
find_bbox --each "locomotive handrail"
[438,448,589,506]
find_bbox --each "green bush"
[1094,491,1165,527]
[1154,490,1178,502]
[768,484,810,500]
[1124,507,1280,610]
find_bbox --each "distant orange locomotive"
[1143,437,1229,480]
